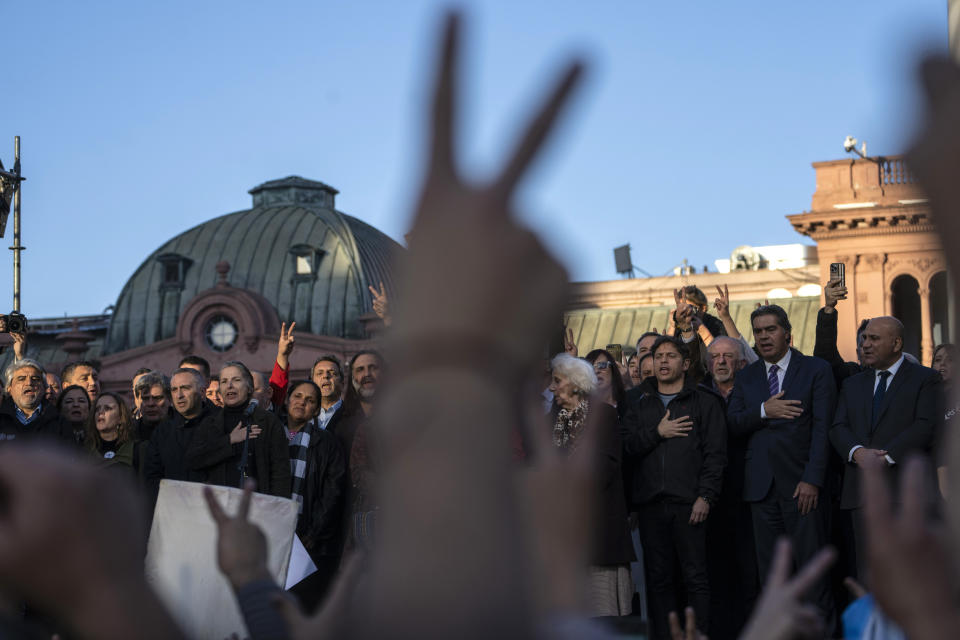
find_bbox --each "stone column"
[920,286,934,365]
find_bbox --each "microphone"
[237,399,259,488]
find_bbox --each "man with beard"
[284,380,346,612]
[703,336,759,638]
[0,359,65,443]
[705,336,746,401]
[144,368,217,508]
[346,352,380,414]
[341,350,382,551]
[134,371,173,441]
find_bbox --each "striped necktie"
[767,364,780,396]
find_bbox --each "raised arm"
[813,279,847,370]
[270,322,295,407]
[713,284,742,340]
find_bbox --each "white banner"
[145,480,299,640]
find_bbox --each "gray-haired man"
[0,359,66,443]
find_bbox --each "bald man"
[829,315,943,579]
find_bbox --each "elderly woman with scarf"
[548,353,635,617]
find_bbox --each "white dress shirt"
[317,398,342,430]
[849,354,904,465]
[760,349,792,419]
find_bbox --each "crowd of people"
[1,12,960,640]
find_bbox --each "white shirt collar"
[877,354,905,380]
[320,398,343,416]
[763,349,791,374]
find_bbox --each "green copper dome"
[104,176,402,354]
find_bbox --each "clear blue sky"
[3,1,948,317]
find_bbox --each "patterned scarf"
[553,399,590,453]
[288,421,315,515]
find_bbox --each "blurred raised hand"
[368,281,392,326]
[907,54,960,582]
[738,539,834,640]
[0,445,184,639]
[861,455,960,639]
[393,12,582,369]
[203,481,271,589]
[360,12,588,640]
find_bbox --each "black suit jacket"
[727,348,836,502]
[829,358,942,509]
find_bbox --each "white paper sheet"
[285,534,319,589]
[145,480,299,640]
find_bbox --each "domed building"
[4,177,402,394]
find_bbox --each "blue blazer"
[727,348,837,502]
[829,359,942,509]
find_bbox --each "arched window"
[930,271,950,348]
[891,274,922,358]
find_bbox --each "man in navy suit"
[829,316,942,579]
[727,304,836,625]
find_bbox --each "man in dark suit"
[829,315,942,579]
[727,304,836,625]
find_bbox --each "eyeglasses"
[594,361,611,371]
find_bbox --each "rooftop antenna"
[0,136,25,313]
